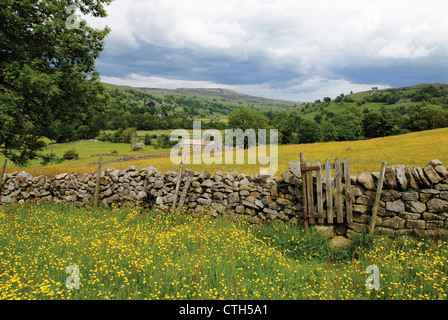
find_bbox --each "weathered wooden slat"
[306,160,315,224]
[321,163,335,170]
[334,158,343,223]
[344,157,353,224]
[300,153,308,224]
[315,160,324,224]
[301,166,321,171]
[325,159,333,224]
[0,159,7,191]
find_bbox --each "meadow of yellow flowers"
[0,202,447,300]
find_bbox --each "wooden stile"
[299,154,353,226]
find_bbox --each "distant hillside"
[171,87,302,105]
[292,83,448,120]
[102,83,300,117]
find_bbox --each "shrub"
[155,134,177,149]
[144,134,152,146]
[62,148,79,160]
[120,127,137,143]
[40,153,62,166]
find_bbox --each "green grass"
[0,140,157,169]
[100,129,206,140]
[1,203,447,300]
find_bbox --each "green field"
[2,127,448,178]
[0,140,151,169]
[0,203,447,300]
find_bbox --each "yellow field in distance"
[4,127,448,177]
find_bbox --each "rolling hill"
[293,83,448,120]
[103,83,300,118]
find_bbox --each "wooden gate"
[299,153,353,225]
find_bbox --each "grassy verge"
[0,203,447,300]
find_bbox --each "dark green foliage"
[320,120,338,142]
[362,108,397,139]
[402,102,448,131]
[112,128,124,143]
[411,85,447,102]
[120,127,137,143]
[0,0,112,165]
[144,134,152,146]
[62,148,79,160]
[367,89,401,105]
[269,85,448,146]
[334,93,345,103]
[155,134,178,149]
[40,153,63,166]
[331,112,364,141]
[228,105,269,131]
[296,119,322,144]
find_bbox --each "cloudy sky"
[85,0,448,102]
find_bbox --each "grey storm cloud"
[86,0,448,101]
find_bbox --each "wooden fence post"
[0,159,7,193]
[344,157,353,224]
[94,154,102,208]
[369,161,387,236]
[300,153,308,227]
[172,152,186,212]
[305,160,315,224]
[334,158,344,223]
[177,173,192,212]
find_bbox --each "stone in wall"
[357,172,376,190]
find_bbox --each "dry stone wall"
[349,159,448,238]
[1,159,448,239]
